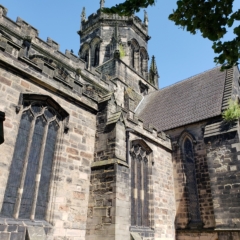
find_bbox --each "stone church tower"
[0,2,240,240]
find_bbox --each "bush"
[119,45,125,58]
[222,99,240,122]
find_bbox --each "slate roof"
[136,67,228,131]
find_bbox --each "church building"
[0,2,240,240]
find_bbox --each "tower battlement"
[79,9,149,38]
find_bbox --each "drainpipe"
[126,128,135,165]
[0,111,5,145]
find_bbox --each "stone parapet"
[80,9,148,37]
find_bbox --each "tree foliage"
[103,0,240,70]
[102,0,155,16]
[222,99,240,122]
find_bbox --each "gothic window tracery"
[130,141,151,228]
[1,95,68,221]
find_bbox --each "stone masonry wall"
[86,163,130,240]
[86,164,116,240]
[0,66,96,239]
[205,129,240,228]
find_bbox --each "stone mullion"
[13,114,36,219]
[144,160,149,227]
[30,120,49,220]
[135,51,139,72]
[137,156,142,226]
[143,59,148,79]
[45,123,63,222]
[99,43,103,65]
[134,156,138,226]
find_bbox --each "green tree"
[103,0,240,70]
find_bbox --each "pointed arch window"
[94,45,100,67]
[182,137,202,227]
[130,140,152,228]
[1,94,68,221]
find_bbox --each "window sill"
[0,217,52,228]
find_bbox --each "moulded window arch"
[80,43,90,69]
[1,94,68,221]
[90,37,101,67]
[130,39,140,70]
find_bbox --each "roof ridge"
[159,66,221,92]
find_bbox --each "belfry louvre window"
[1,94,68,220]
[130,140,152,228]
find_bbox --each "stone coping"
[0,217,52,228]
[91,158,129,168]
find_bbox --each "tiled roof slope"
[136,67,227,131]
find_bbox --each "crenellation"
[47,37,60,51]
[65,49,79,62]
[0,5,7,17]
[16,16,39,37]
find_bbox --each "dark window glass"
[35,120,58,219]
[130,144,150,228]
[1,111,33,217]
[183,138,202,224]
[19,116,46,218]
[1,100,63,221]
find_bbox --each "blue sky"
[1,0,239,88]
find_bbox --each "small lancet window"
[1,95,68,221]
[183,137,202,228]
